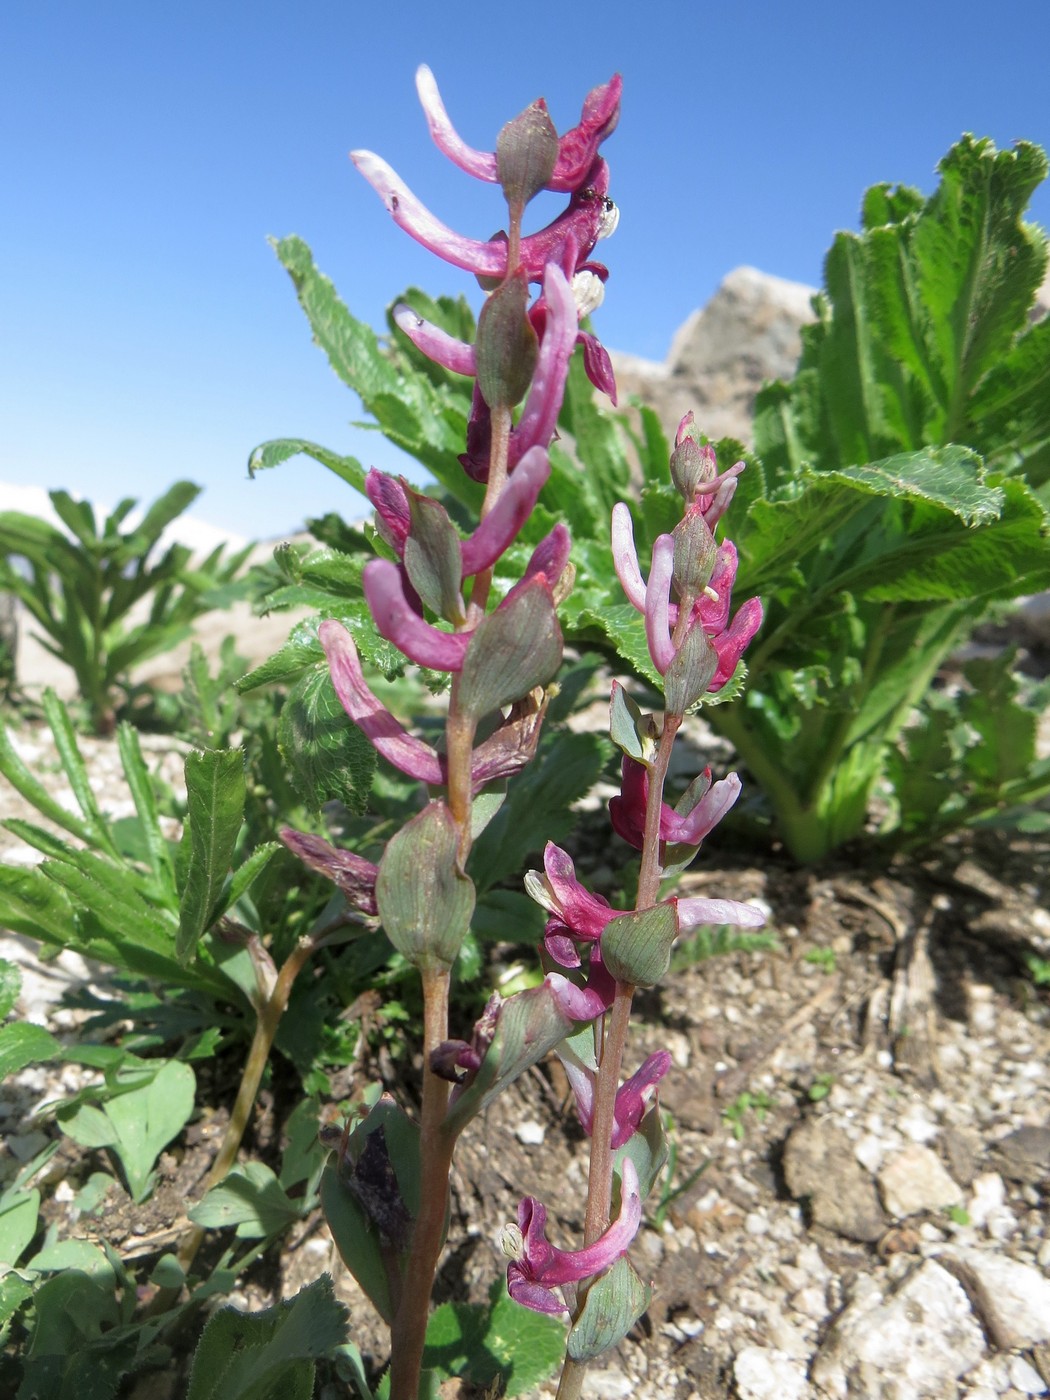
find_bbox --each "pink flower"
[526,840,765,1014]
[350,150,616,285]
[505,1157,641,1315]
[608,740,742,852]
[415,65,621,195]
[557,1046,671,1148]
[365,445,551,577]
[323,620,555,791]
[611,503,763,692]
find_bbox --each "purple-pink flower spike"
[506,1157,642,1314]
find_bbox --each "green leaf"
[187,1276,348,1400]
[178,748,245,963]
[0,958,21,1019]
[485,1280,567,1395]
[189,1163,301,1239]
[0,1272,33,1344]
[0,1188,39,1266]
[0,1022,59,1078]
[0,713,99,848]
[62,1059,196,1203]
[566,1255,650,1362]
[116,722,174,893]
[248,437,367,495]
[277,665,377,814]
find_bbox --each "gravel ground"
[2,658,1049,1398]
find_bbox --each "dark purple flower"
[278,827,378,916]
[504,1157,641,1315]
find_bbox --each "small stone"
[878,1144,963,1219]
[968,1172,1006,1230]
[1010,1356,1048,1395]
[782,1118,887,1243]
[733,1345,808,1400]
[514,1120,545,1146]
[936,1246,1050,1348]
[7,1130,49,1162]
[993,1126,1050,1185]
[581,1371,632,1399]
[811,1260,985,1399]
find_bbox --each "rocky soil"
[1,700,1049,1399]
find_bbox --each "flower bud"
[475,272,539,410]
[672,504,718,597]
[375,801,475,972]
[496,100,559,212]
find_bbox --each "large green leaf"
[277,665,376,814]
[187,1276,347,1400]
[177,748,246,964]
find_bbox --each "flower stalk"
[295,63,764,1399]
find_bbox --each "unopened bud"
[476,272,538,410]
[497,100,559,212]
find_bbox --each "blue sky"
[3,1,1048,541]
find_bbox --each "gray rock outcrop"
[609,265,817,445]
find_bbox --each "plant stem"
[557,710,682,1399]
[146,934,319,1314]
[389,967,454,1400]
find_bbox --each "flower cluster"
[355,69,622,483]
[612,415,763,701]
[290,65,770,1373]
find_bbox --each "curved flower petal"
[415,64,497,182]
[580,328,617,402]
[279,827,378,916]
[509,263,578,467]
[460,447,549,576]
[507,1157,641,1316]
[545,969,612,1023]
[644,534,676,674]
[676,895,767,930]
[352,151,613,282]
[610,1051,672,1148]
[549,75,622,192]
[365,469,411,554]
[665,772,742,845]
[611,503,647,611]
[415,65,622,196]
[319,619,444,783]
[393,302,476,376]
[532,842,614,939]
[707,596,764,691]
[362,558,470,671]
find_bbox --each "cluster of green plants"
[0,483,251,735]
[254,135,1050,862]
[0,129,1047,1397]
